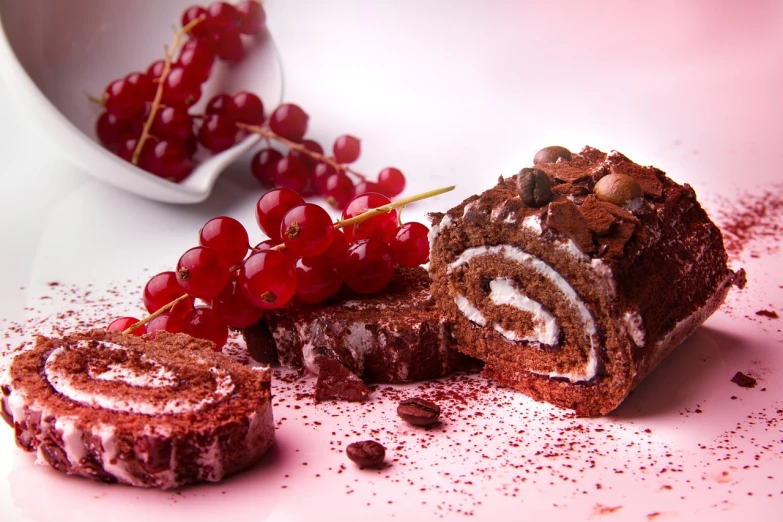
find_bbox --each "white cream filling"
[521,214,543,235]
[427,214,453,246]
[44,342,234,415]
[623,311,646,347]
[488,278,560,345]
[448,244,599,382]
[89,361,178,388]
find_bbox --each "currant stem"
[122,293,190,334]
[131,15,205,165]
[335,185,455,229]
[237,123,367,181]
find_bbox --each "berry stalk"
[131,15,206,165]
[238,123,367,181]
[123,293,191,334]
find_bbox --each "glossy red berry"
[341,238,395,294]
[280,203,334,257]
[213,29,245,62]
[312,162,336,194]
[291,139,324,171]
[250,148,283,185]
[96,112,132,149]
[295,255,342,304]
[323,172,355,209]
[377,167,406,197]
[239,251,297,309]
[161,67,202,108]
[144,140,194,182]
[145,313,187,337]
[206,93,233,115]
[273,155,309,192]
[212,276,265,328]
[205,1,241,35]
[325,228,349,264]
[198,113,238,153]
[231,91,264,125]
[176,246,230,300]
[177,38,215,84]
[390,222,430,267]
[199,216,249,267]
[353,180,381,197]
[255,188,305,243]
[333,134,361,164]
[124,72,156,103]
[104,78,143,120]
[236,0,266,34]
[185,306,229,350]
[182,6,211,39]
[341,193,398,243]
[144,271,192,313]
[146,59,166,81]
[107,317,144,336]
[151,106,193,144]
[269,103,309,142]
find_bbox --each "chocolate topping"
[315,356,371,402]
[546,199,596,253]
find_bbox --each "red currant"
[341,193,398,243]
[239,250,297,309]
[353,180,381,197]
[182,5,211,39]
[269,103,309,142]
[273,155,309,192]
[147,59,165,81]
[255,188,305,243]
[333,134,361,164]
[198,113,238,153]
[250,148,283,185]
[312,162,336,194]
[176,246,230,299]
[212,276,264,328]
[198,216,249,267]
[124,72,156,103]
[161,67,202,108]
[145,313,187,337]
[206,93,233,115]
[151,106,194,144]
[378,167,406,197]
[295,255,343,304]
[390,222,430,267]
[213,29,245,62]
[96,112,132,149]
[107,317,144,336]
[323,172,355,209]
[325,228,349,264]
[177,38,215,84]
[291,139,323,170]
[237,0,266,34]
[205,1,241,36]
[341,238,395,294]
[185,306,229,350]
[144,271,193,314]
[144,140,194,182]
[280,203,334,257]
[231,91,264,125]
[104,78,143,119]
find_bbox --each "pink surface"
[0,1,782,521]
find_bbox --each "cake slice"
[242,267,477,383]
[1,330,274,488]
[428,146,745,416]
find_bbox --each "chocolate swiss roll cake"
[428,146,745,416]
[0,330,274,488]
[243,267,476,383]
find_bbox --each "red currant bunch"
[110,185,434,350]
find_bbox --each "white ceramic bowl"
[0,0,283,203]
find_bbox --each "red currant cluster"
[93,0,409,204]
[95,1,266,181]
[107,186,438,350]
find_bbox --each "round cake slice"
[0,330,274,488]
[428,146,745,416]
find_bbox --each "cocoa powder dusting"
[715,184,783,257]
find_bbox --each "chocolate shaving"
[730,372,757,388]
[578,197,615,235]
[538,164,593,184]
[545,199,595,253]
[314,356,371,402]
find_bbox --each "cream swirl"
[44,341,235,415]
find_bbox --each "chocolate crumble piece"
[546,199,595,253]
[755,309,779,319]
[731,372,757,388]
[314,356,371,402]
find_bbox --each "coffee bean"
[594,173,643,206]
[346,440,386,467]
[517,168,551,207]
[533,145,572,165]
[397,397,441,426]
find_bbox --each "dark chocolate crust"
[428,147,743,416]
[242,267,477,383]
[1,330,274,488]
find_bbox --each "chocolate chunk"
[755,310,779,319]
[346,440,386,467]
[594,173,643,206]
[517,168,551,207]
[538,164,593,184]
[731,372,757,388]
[314,356,371,402]
[243,319,278,365]
[579,195,640,236]
[397,397,441,426]
[534,146,572,165]
[545,199,595,253]
[600,221,637,258]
